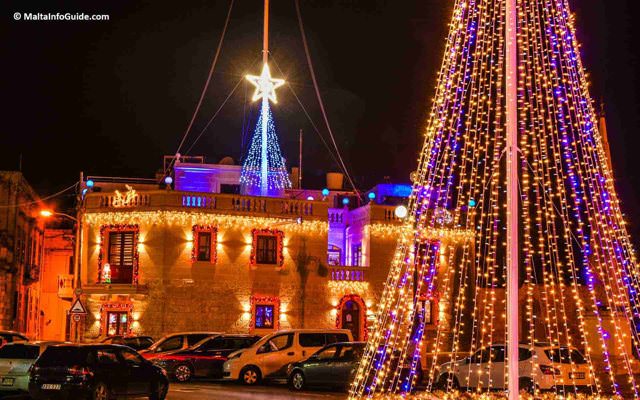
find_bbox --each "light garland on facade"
[349,0,640,397]
[191,225,218,264]
[84,211,328,234]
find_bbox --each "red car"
[151,334,260,382]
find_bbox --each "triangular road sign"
[70,298,87,314]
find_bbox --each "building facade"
[0,171,45,334]
[74,160,434,343]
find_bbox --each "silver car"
[0,341,66,393]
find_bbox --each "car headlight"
[228,352,242,361]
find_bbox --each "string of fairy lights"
[349,0,640,398]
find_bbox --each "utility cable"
[185,75,244,154]
[0,182,78,208]
[294,0,359,195]
[166,0,235,173]
[270,56,344,175]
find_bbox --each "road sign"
[70,298,87,314]
[74,288,83,296]
[72,314,81,322]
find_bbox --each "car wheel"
[289,370,305,391]
[173,364,193,382]
[149,380,168,400]
[92,382,111,400]
[241,366,261,385]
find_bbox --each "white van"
[223,329,353,385]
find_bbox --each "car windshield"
[0,344,39,359]
[37,347,89,367]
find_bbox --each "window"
[255,305,275,329]
[201,337,225,351]
[119,348,143,365]
[196,232,212,261]
[328,245,341,266]
[299,333,326,348]
[192,226,217,264]
[544,348,587,364]
[0,344,39,359]
[256,236,277,264]
[220,184,240,194]
[251,230,283,267]
[420,299,433,325]
[315,345,339,360]
[490,345,506,362]
[351,244,362,266]
[155,336,183,352]
[106,311,129,336]
[338,344,364,361]
[263,334,293,353]
[187,334,211,346]
[326,333,350,344]
[107,231,135,283]
[96,349,119,365]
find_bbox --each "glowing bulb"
[394,205,408,219]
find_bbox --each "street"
[0,382,347,400]
[168,382,347,400]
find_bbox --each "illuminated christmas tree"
[349,0,640,398]
[240,0,291,197]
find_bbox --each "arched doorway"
[336,294,367,341]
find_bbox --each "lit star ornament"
[245,63,285,104]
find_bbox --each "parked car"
[223,329,353,385]
[140,332,219,360]
[101,335,154,351]
[29,344,169,400]
[0,342,64,394]
[286,342,422,392]
[287,341,365,391]
[435,343,594,393]
[152,334,261,382]
[0,331,28,348]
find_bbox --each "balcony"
[57,274,74,298]
[85,191,328,220]
[329,266,367,282]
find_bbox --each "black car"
[287,341,366,391]
[101,335,154,351]
[29,344,168,400]
[152,334,260,382]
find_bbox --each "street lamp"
[39,209,78,222]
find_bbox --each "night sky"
[3,1,640,242]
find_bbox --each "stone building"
[74,158,446,343]
[0,171,45,333]
[38,228,75,341]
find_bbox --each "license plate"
[569,372,586,379]
[41,383,61,390]
[1,377,14,386]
